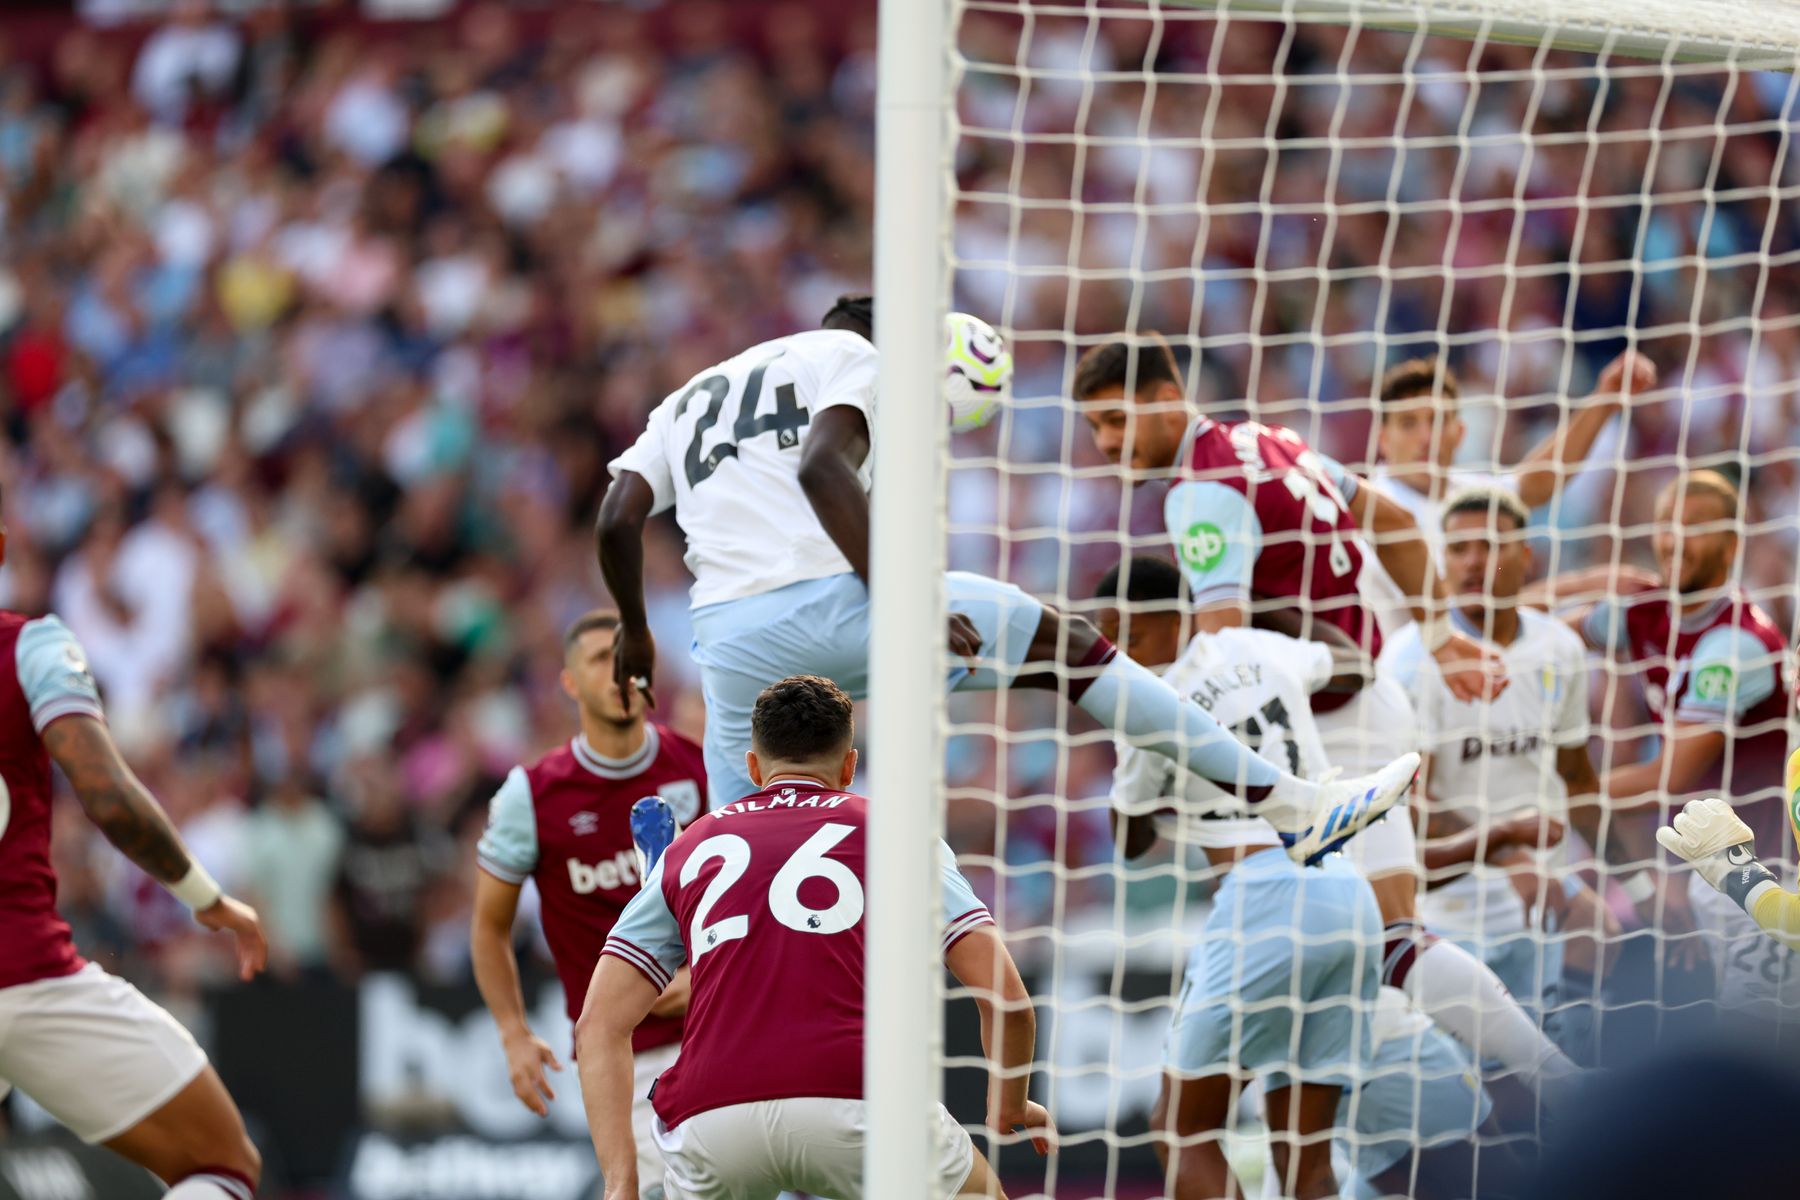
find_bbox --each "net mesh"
[938,2,1800,1195]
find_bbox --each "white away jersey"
[1367,465,1519,562]
[1383,608,1589,935]
[609,329,877,608]
[1111,627,1333,849]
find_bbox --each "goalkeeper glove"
[1656,797,1780,912]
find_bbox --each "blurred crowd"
[2,0,1798,997]
[1,0,881,996]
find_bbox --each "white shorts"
[630,1043,681,1200]
[651,1096,975,1200]
[1315,677,1420,881]
[0,962,208,1143]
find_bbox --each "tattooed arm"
[45,714,192,882]
[44,714,269,979]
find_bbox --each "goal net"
[890,0,1800,1195]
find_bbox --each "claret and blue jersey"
[600,781,993,1130]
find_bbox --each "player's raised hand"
[1432,629,1508,702]
[503,1029,565,1118]
[194,893,269,981]
[612,622,657,711]
[1657,797,1757,890]
[1594,348,1657,408]
[991,1097,1056,1156]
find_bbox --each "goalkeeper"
[1658,750,1800,952]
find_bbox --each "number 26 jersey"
[608,330,879,609]
[602,782,994,1129]
[1110,627,1335,849]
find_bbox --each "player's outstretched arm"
[471,870,563,1117]
[597,471,659,707]
[574,957,661,1200]
[45,714,267,980]
[1511,350,1655,508]
[1659,797,1800,951]
[946,926,1053,1156]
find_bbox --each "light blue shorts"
[688,571,1042,805]
[1338,1020,1490,1189]
[1165,850,1381,1089]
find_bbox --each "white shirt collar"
[571,725,659,780]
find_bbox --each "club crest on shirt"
[1539,663,1560,703]
[658,780,703,825]
[569,811,601,837]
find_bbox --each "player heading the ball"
[577,674,1050,1200]
[598,295,1419,866]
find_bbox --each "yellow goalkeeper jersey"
[1742,749,1800,950]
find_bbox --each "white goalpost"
[871,0,1800,1196]
[868,1,953,1197]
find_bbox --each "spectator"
[242,778,343,979]
[130,0,242,126]
[329,754,456,977]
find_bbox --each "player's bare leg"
[955,1148,1009,1199]
[1152,1072,1242,1200]
[1006,605,1416,862]
[102,1065,260,1198]
[1262,1082,1342,1200]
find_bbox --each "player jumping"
[597,296,1417,868]
[1074,335,1578,1100]
[471,609,707,1197]
[1095,557,1510,1199]
[1096,556,1383,1199]
[576,674,1051,1199]
[0,512,267,1199]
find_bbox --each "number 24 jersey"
[602,781,994,1129]
[608,330,879,609]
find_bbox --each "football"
[943,311,1012,433]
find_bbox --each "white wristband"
[1619,869,1657,904]
[1420,614,1453,653]
[168,862,223,911]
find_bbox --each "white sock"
[1405,938,1578,1096]
[167,1175,254,1200]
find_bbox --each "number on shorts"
[0,775,10,843]
[680,823,865,954]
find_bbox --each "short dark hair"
[1071,334,1182,402]
[563,609,621,653]
[1093,555,1186,605]
[1442,486,1531,534]
[751,674,854,762]
[1379,356,1460,409]
[821,294,873,340]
